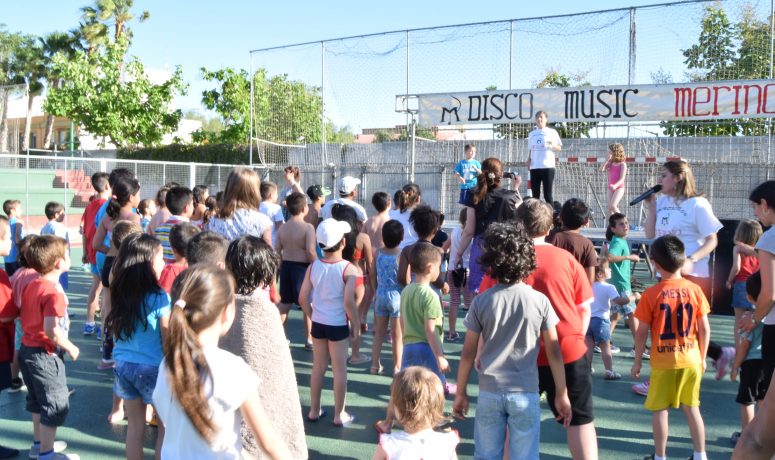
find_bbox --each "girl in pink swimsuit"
[600,143,628,215]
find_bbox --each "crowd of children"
[0,151,774,460]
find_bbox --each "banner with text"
[413,80,775,126]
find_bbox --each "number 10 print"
[659,303,693,340]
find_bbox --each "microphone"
[629,185,662,206]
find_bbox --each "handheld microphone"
[629,185,662,206]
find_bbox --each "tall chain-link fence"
[246,0,774,221]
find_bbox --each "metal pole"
[627,7,636,141]
[410,115,416,183]
[508,20,514,163]
[69,121,74,153]
[406,30,411,182]
[249,52,254,166]
[321,41,327,186]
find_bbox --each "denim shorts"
[13,318,22,350]
[474,391,540,460]
[402,342,446,385]
[612,289,635,316]
[586,316,612,344]
[113,360,160,404]
[374,290,401,318]
[732,281,754,310]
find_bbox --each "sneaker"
[642,349,650,360]
[7,378,25,393]
[730,431,741,445]
[610,344,621,354]
[628,348,650,360]
[715,346,735,380]
[97,359,115,370]
[82,323,96,336]
[593,346,601,353]
[643,455,654,460]
[28,440,67,459]
[632,380,650,396]
[604,370,622,380]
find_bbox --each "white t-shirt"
[755,226,775,325]
[527,127,562,169]
[654,196,723,278]
[379,429,459,460]
[448,226,470,269]
[259,202,284,247]
[591,281,621,318]
[320,197,368,222]
[205,208,273,242]
[153,347,260,460]
[389,208,419,249]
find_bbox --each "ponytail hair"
[472,157,503,205]
[165,264,236,443]
[107,178,140,219]
[398,183,421,213]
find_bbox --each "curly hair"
[479,221,536,284]
[609,143,625,163]
[225,236,280,295]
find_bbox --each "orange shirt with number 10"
[634,277,710,370]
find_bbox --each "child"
[19,235,80,460]
[154,186,194,262]
[599,143,628,215]
[369,219,404,375]
[158,223,200,293]
[725,219,762,341]
[631,235,710,460]
[729,271,765,446]
[453,143,481,205]
[152,265,292,459]
[40,202,70,290]
[276,192,317,347]
[305,184,330,229]
[106,233,169,459]
[191,185,209,228]
[546,198,597,286]
[8,235,39,393]
[0,216,20,459]
[446,209,472,341]
[186,231,229,267]
[3,199,25,276]
[516,198,597,459]
[373,366,459,460]
[299,218,362,427]
[202,196,218,229]
[606,213,645,358]
[222,236,308,458]
[363,192,392,254]
[82,172,110,335]
[137,198,156,233]
[454,221,571,459]
[147,186,171,236]
[397,205,447,295]
[587,259,638,380]
[259,181,284,246]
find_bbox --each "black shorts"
[18,345,69,426]
[760,324,775,397]
[539,354,594,426]
[737,359,767,405]
[310,321,349,342]
[101,256,115,288]
[279,260,309,305]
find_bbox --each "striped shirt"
[155,216,188,262]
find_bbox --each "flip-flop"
[306,408,327,422]
[332,412,356,427]
[348,355,371,365]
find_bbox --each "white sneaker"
[610,344,621,354]
[593,346,601,353]
[715,346,735,380]
[28,440,67,459]
[632,380,650,396]
[628,348,650,360]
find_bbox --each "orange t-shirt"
[20,278,68,353]
[634,277,710,370]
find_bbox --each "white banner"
[413,79,775,126]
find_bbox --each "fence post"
[440,166,447,218]
[99,158,107,173]
[189,163,196,189]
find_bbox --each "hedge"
[118,144,251,164]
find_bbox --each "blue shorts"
[90,261,100,276]
[59,272,68,290]
[612,289,635,316]
[402,342,446,385]
[374,290,401,318]
[586,316,612,344]
[113,361,159,404]
[732,281,755,310]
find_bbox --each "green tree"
[40,31,82,149]
[6,35,46,152]
[44,38,187,149]
[78,0,149,55]
[661,4,772,136]
[0,26,25,153]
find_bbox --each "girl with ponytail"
[389,183,422,249]
[153,265,291,460]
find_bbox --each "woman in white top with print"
[206,168,273,246]
[527,111,562,204]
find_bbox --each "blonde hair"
[663,160,701,200]
[595,258,610,280]
[609,143,625,163]
[391,367,448,432]
[218,168,261,219]
[516,198,553,238]
[734,219,763,246]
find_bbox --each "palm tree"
[40,31,81,149]
[10,35,46,152]
[78,0,149,55]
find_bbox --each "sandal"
[370,364,384,375]
[306,408,327,422]
[348,354,371,365]
[332,412,356,427]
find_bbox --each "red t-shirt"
[0,270,16,363]
[159,263,187,294]
[525,244,593,366]
[21,278,68,353]
[83,198,107,265]
[735,254,760,282]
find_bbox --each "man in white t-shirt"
[320,176,368,222]
[527,111,562,204]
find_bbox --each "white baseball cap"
[317,218,351,249]
[339,176,361,194]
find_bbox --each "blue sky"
[3,0,680,115]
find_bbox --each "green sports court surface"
[0,248,743,459]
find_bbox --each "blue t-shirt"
[4,217,23,263]
[113,290,171,366]
[454,159,481,190]
[741,323,763,361]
